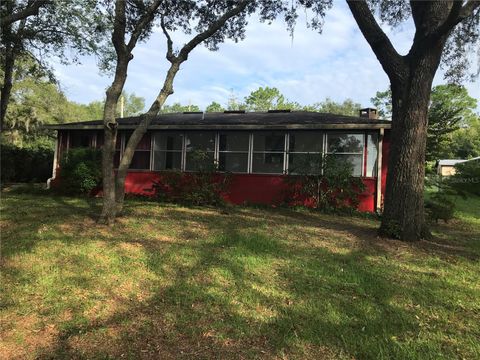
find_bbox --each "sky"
[53,1,480,111]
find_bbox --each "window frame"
[286,131,324,175]
[217,131,250,173]
[152,131,184,171]
[251,131,287,175]
[184,131,217,172]
[68,130,96,149]
[324,131,366,177]
[117,131,153,171]
[99,129,381,177]
[365,131,379,178]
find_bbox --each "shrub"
[284,153,365,210]
[449,160,480,196]
[57,148,102,195]
[1,142,54,183]
[152,150,230,206]
[425,193,455,223]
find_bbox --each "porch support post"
[47,131,59,189]
[376,128,384,211]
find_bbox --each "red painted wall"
[119,171,378,212]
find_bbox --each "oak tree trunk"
[380,43,447,241]
[99,123,118,225]
[98,58,129,225]
[0,13,19,132]
[0,45,15,132]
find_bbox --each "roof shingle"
[45,111,391,130]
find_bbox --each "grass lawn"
[1,191,479,359]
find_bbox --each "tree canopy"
[205,101,225,113]
[244,86,297,111]
[0,0,106,128]
[307,98,362,117]
[371,84,479,161]
[161,102,201,114]
[0,54,146,146]
[164,87,363,116]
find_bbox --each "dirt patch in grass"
[0,314,59,360]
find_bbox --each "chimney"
[359,107,378,119]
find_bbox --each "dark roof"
[45,111,391,130]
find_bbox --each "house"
[436,156,480,176]
[46,108,391,212]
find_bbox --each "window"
[125,132,151,170]
[366,133,378,177]
[84,129,381,177]
[326,133,364,176]
[288,131,323,174]
[252,132,285,174]
[185,132,215,171]
[69,131,94,148]
[218,132,249,173]
[153,132,183,170]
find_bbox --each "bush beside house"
[57,148,102,195]
[1,143,53,183]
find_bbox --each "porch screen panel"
[96,131,104,149]
[185,132,215,171]
[326,133,364,176]
[288,131,323,174]
[252,132,285,174]
[153,132,183,170]
[366,133,378,177]
[69,130,95,148]
[126,132,151,170]
[218,132,249,173]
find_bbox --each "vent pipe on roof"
[359,108,378,119]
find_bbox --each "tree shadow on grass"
[34,222,477,359]
[0,193,101,260]
[3,194,479,359]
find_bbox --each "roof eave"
[46,123,392,130]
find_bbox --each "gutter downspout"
[46,130,59,189]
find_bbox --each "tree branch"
[346,0,407,82]
[160,15,174,62]
[459,0,480,22]
[111,0,128,58]
[430,0,480,40]
[177,0,252,62]
[0,0,51,28]
[126,0,163,53]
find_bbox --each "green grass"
[1,192,479,359]
[452,194,480,227]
